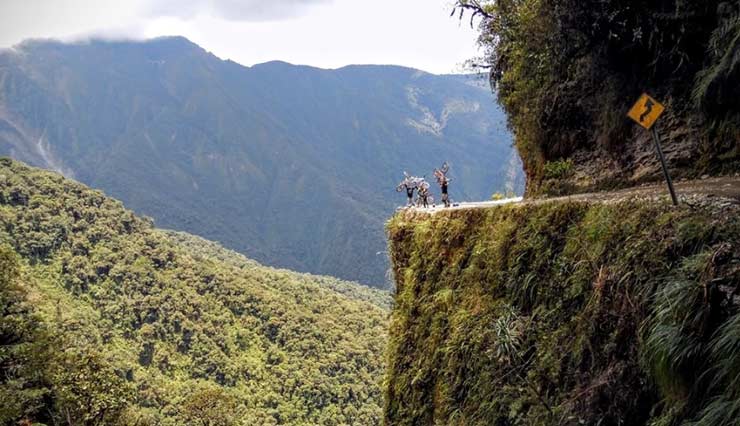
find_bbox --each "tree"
[181,385,238,426]
[49,347,133,426]
[0,245,54,424]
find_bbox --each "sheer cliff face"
[0,37,521,287]
[463,1,739,197]
[385,199,740,425]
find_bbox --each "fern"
[693,4,740,110]
[685,314,740,426]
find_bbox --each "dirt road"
[403,176,740,214]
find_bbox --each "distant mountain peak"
[11,35,205,57]
[254,60,296,67]
[141,35,203,50]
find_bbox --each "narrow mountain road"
[406,176,740,214]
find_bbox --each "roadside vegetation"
[386,198,740,425]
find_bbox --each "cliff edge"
[385,195,740,425]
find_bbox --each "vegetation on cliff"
[386,198,740,425]
[456,0,740,195]
[0,158,389,426]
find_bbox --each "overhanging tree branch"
[451,0,494,28]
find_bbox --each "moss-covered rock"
[385,199,740,425]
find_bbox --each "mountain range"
[0,36,521,286]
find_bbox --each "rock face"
[0,37,522,286]
[461,0,740,197]
[385,198,740,425]
[552,99,736,196]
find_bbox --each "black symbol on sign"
[640,98,654,123]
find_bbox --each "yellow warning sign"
[627,93,665,130]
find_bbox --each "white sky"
[0,0,482,74]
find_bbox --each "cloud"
[142,0,333,22]
[0,0,147,48]
[63,23,149,44]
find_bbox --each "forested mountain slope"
[0,158,389,425]
[0,36,521,286]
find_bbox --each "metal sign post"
[627,93,679,206]
[650,126,678,205]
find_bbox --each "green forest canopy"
[0,158,390,426]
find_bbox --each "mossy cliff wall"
[385,200,740,426]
